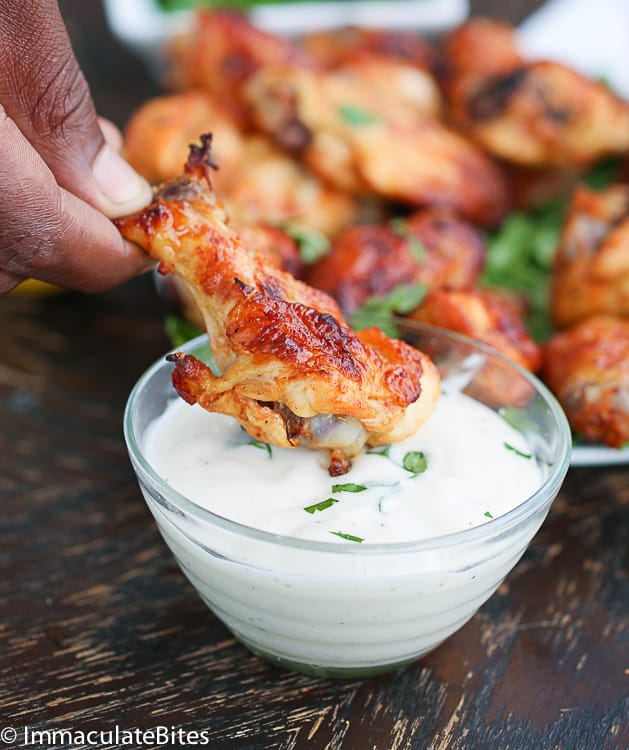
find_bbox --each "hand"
[0,0,153,294]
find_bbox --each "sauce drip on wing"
[115,135,440,475]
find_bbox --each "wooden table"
[1,2,627,748]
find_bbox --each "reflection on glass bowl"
[124,321,570,678]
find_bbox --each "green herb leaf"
[331,483,367,493]
[246,439,273,458]
[482,157,620,344]
[389,217,409,235]
[304,498,338,514]
[484,510,494,519]
[389,218,427,260]
[408,237,427,261]
[367,445,391,458]
[402,450,428,474]
[165,314,203,347]
[282,222,330,265]
[330,531,364,543]
[338,104,382,127]
[349,283,427,334]
[504,442,532,460]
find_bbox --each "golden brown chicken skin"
[409,288,542,373]
[300,26,437,71]
[116,136,440,475]
[123,91,357,237]
[245,62,509,226]
[166,9,312,122]
[443,19,629,168]
[551,184,629,329]
[410,288,541,407]
[305,210,485,312]
[543,315,629,448]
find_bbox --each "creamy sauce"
[144,389,542,543]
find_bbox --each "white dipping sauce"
[144,389,542,543]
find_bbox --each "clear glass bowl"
[123,322,571,678]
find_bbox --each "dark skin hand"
[0,0,153,294]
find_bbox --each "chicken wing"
[550,184,629,329]
[299,26,437,72]
[245,62,509,226]
[165,8,312,122]
[305,209,485,312]
[409,288,542,373]
[410,288,541,407]
[443,19,629,168]
[115,136,440,475]
[543,315,629,448]
[123,91,357,238]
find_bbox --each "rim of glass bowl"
[124,321,571,555]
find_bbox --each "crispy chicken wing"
[123,91,357,237]
[116,137,440,475]
[550,184,629,329]
[543,315,629,447]
[299,26,437,71]
[410,288,541,407]
[409,288,542,373]
[443,19,629,168]
[305,210,485,312]
[245,62,509,226]
[166,9,312,122]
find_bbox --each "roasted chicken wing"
[165,8,312,122]
[123,91,357,237]
[299,26,437,71]
[543,315,629,447]
[305,210,485,312]
[409,288,542,373]
[410,288,541,407]
[245,62,509,226]
[116,137,440,475]
[550,184,629,329]
[443,19,629,168]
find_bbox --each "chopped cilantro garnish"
[367,445,392,458]
[504,442,532,460]
[165,314,202,347]
[482,203,560,342]
[281,222,330,264]
[246,439,273,458]
[389,218,427,260]
[408,237,428,261]
[484,510,494,519]
[338,104,382,127]
[304,498,338,514]
[330,531,364,543]
[349,283,427,334]
[482,157,621,343]
[403,450,428,474]
[331,482,367,493]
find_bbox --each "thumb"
[0,0,151,219]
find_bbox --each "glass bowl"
[123,322,571,678]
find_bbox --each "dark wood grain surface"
[1,2,627,749]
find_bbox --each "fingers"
[98,117,124,152]
[0,106,153,293]
[0,270,23,295]
[0,0,151,219]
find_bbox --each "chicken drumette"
[543,315,629,448]
[550,184,629,329]
[442,18,629,169]
[116,137,440,475]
